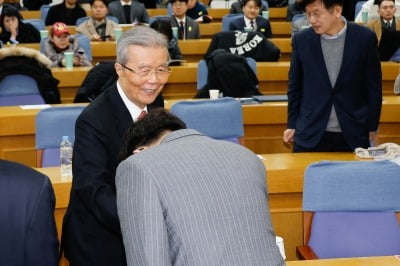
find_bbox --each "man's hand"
[283,129,295,144]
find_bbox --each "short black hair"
[170,0,188,4]
[302,0,343,9]
[119,108,186,161]
[90,0,109,7]
[150,20,173,42]
[377,0,395,8]
[241,0,262,8]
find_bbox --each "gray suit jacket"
[116,129,284,266]
[170,16,200,39]
[108,1,149,24]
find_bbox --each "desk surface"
[286,256,400,266]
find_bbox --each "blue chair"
[40,4,51,22]
[170,97,244,144]
[75,15,119,26]
[222,13,243,31]
[35,106,85,167]
[40,34,92,61]
[197,57,256,89]
[354,1,367,19]
[148,15,171,25]
[0,74,45,106]
[297,160,400,259]
[23,19,46,31]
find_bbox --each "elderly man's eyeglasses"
[121,64,171,79]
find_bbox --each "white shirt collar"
[176,16,186,24]
[321,16,347,40]
[244,16,256,29]
[117,81,147,121]
[120,0,131,6]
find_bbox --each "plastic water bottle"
[60,135,73,179]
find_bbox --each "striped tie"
[137,110,147,121]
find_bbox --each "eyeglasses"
[305,10,327,20]
[121,64,171,79]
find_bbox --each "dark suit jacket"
[62,85,163,265]
[229,16,272,38]
[287,22,382,150]
[170,16,200,39]
[108,1,149,24]
[0,160,59,266]
[45,3,87,25]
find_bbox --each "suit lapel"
[334,23,353,91]
[108,84,133,137]
[309,32,332,90]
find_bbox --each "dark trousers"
[293,131,353,153]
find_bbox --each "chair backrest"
[75,16,119,26]
[292,13,306,22]
[35,105,85,167]
[23,19,46,31]
[170,97,244,144]
[222,13,243,31]
[0,74,45,106]
[40,34,92,61]
[302,160,400,259]
[148,15,171,25]
[40,4,51,22]
[197,57,256,89]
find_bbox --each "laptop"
[252,94,288,102]
[379,31,400,61]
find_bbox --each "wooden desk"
[37,152,360,261]
[286,256,400,265]
[1,96,399,167]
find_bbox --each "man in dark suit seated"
[229,0,273,38]
[61,26,167,266]
[170,0,200,39]
[108,0,149,24]
[0,159,59,266]
[283,0,382,152]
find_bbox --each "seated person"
[366,0,400,43]
[138,0,157,8]
[291,14,310,36]
[186,0,213,23]
[116,109,285,266]
[286,0,304,21]
[355,0,400,22]
[76,0,120,41]
[229,0,272,38]
[170,0,200,39]
[150,19,183,60]
[108,0,149,24]
[43,22,92,67]
[45,0,86,25]
[0,159,59,266]
[230,0,268,14]
[0,7,40,44]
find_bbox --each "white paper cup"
[209,89,220,99]
[40,30,48,39]
[171,27,178,39]
[276,236,286,260]
[64,52,74,69]
[114,28,123,41]
[262,10,269,19]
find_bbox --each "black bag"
[195,49,262,98]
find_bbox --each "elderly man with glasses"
[61,26,168,266]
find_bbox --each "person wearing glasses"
[283,0,382,152]
[61,26,167,266]
[169,0,200,39]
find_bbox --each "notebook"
[252,95,288,102]
[379,31,400,61]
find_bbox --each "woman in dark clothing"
[0,7,40,44]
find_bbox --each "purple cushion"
[309,212,400,259]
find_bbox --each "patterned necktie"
[385,21,391,30]
[179,20,185,40]
[250,20,255,30]
[137,110,147,121]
